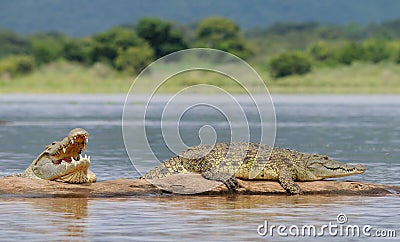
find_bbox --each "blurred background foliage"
[1,16,400,79]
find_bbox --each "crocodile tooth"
[71,139,74,144]
[84,154,87,159]
[71,157,75,162]
[86,138,89,143]
[63,147,66,153]
[88,156,91,161]
[79,154,83,160]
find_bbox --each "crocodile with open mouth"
[17,128,96,183]
[141,142,366,194]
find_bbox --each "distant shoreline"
[1,61,399,94]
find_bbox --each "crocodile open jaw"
[49,128,90,165]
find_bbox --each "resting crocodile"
[16,128,96,183]
[141,142,366,194]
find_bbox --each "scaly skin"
[18,128,96,183]
[141,142,366,194]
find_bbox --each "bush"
[195,17,252,59]
[0,55,35,77]
[0,29,31,59]
[62,40,87,63]
[394,48,400,64]
[88,43,117,65]
[269,51,312,78]
[336,42,365,65]
[29,32,67,64]
[308,41,336,63]
[362,40,390,63]
[89,27,146,65]
[136,17,188,58]
[31,40,63,64]
[114,44,154,75]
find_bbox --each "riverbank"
[0,61,399,94]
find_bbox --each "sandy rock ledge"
[0,174,398,197]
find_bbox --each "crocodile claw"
[222,177,239,193]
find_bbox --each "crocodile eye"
[323,156,329,160]
[291,154,296,158]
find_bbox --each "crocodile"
[17,128,96,183]
[141,142,366,194]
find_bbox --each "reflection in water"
[0,197,88,240]
[0,195,400,241]
[36,198,88,238]
[1,195,398,241]
[91,195,399,241]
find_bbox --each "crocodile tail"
[140,156,189,179]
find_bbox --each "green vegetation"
[0,16,400,93]
[269,51,312,78]
[135,17,188,58]
[114,44,154,74]
[2,61,399,94]
[0,55,35,78]
[264,62,400,94]
[0,61,127,93]
[89,27,148,66]
[195,17,251,59]
[0,29,31,59]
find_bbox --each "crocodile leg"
[201,170,239,192]
[278,168,301,195]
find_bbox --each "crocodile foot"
[222,177,239,193]
[201,171,239,193]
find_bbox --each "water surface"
[0,94,398,241]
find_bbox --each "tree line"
[1,17,400,79]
